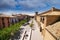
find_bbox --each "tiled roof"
[39,7,60,16]
[41,11,60,16]
[46,21,60,40]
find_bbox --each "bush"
[0,19,27,40]
[30,21,33,28]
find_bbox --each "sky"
[0,0,60,15]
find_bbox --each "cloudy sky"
[0,0,60,15]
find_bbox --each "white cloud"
[21,11,35,16]
[0,11,35,16]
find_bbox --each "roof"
[39,7,60,16]
[0,14,15,18]
[41,12,60,16]
[46,21,60,40]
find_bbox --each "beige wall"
[35,15,41,26]
[40,16,59,28]
[35,11,60,40]
[41,16,59,36]
[40,17,47,29]
[44,29,56,40]
[36,16,40,22]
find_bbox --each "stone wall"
[46,16,59,26]
[44,29,56,40]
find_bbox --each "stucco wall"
[36,16,40,22]
[44,29,56,40]
[40,17,47,29]
[35,15,41,29]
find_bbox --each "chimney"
[51,7,56,12]
[35,12,38,15]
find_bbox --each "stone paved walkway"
[31,19,43,40]
[10,19,43,40]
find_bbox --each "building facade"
[35,7,60,40]
[0,14,31,29]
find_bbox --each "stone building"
[0,13,31,29]
[0,14,17,29]
[0,15,10,28]
[35,7,60,40]
[12,14,31,22]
